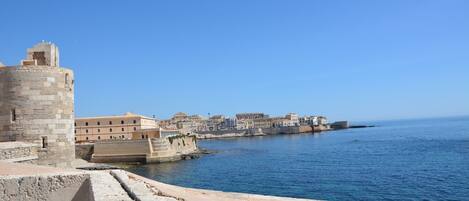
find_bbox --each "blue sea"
[123,116,469,200]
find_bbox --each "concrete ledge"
[2,155,38,163]
[0,162,92,201]
[88,171,132,201]
[123,170,318,201]
[110,170,177,201]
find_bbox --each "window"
[74,130,76,133]
[145,135,148,139]
[110,128,112,132]
[85,122,88,126]
[86,129,88,133]
[33,51,46,65]
[121,128,124,131]
[121,135,124,138]
[133,120,137,124]
[74,137,76,141]
[134,127,136,131]
[86,137,88,140]
[74,122,76,126]
[97,121,100,125]
[121,120,124,124]
[109,121,112,125]
[98,136,101,140]
[65,73,69,84]
[98,129,100,133]
[141,135,144,139]
[110,136,112,139]
[11,109,16,122]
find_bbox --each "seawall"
[91,135,198,163]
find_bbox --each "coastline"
[196,125,332,140]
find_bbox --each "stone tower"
[0,42,75,167]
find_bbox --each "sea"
[123,116,469,200]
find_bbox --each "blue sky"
[1,0,468,121]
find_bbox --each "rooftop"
[76,112,154,120]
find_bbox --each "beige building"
[75,112,157,143]
[131,128,181,140]
[236,112,267,120]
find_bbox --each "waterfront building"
[236,112,268,120]
[188,114,205,122]
[131,128,181,139]
[75,112,157,143]
[318,116,328,125]
[285,113,300,126]
[299,115,328,126]
[158,119,177,130]
[0,42,75,167]
[253,118,274,129]
[236,119,253,130]
[222,117,237,130]
[171,112,189,122]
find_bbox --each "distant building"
[285,113,300,126]
[299,116,328,126]
[75,112,157,142]
[171,112,188,122]
[222,118,237,130]
[209,115,225,123]
[253,118,273,129]
[131,128,181,139]
[318,116,328,125]
[236,113,268,120]
[236,119,252,130]
[188,114,205,122]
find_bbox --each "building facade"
[236,112,268,120]
[75,112,157,143]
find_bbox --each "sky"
[1,0,468,121]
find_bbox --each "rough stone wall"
[0,174,91,201]
[0,161,92,201]
[0,142,38,161]
[91,136,197,163]
[167,135,197,155]
[75,144,94,161]
[93,139,150,156]
[0,66,75,167]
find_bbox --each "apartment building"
[75,112,157,143]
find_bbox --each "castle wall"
[91,135,197,163]
[0,66,75,167]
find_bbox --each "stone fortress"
[0,42,75,167]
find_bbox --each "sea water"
[123,116,469,200]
